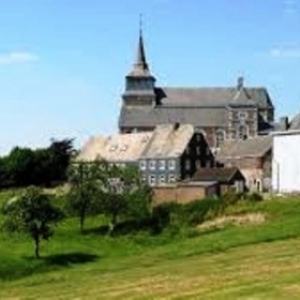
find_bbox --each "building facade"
[272,130,300,193]
[139,124,214,186]
[119,31,275,150]
[217,136,272,192]
[77,124,213,187]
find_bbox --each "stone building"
[139,124,213,186]
[77,124,213,187]
[191,167,246,195]
[216,135,272,192]
[119,31,275,150]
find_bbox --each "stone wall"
[152,183,218,205]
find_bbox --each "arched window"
[215,130,225,148]
[237,125,248,140]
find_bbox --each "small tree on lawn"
[67,161,108,232]
[2,186,64,258]
[102,165,152,234]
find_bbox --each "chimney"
[279,116,289,131]
[237,76,244,90]
[174,122,180,130]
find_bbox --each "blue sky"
[1,0,300,154]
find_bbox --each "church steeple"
[123,18,156,107]
[128,19,152,77]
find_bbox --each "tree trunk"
[80,214,85,233]
[108,214,117,235]
[34,236,40,259]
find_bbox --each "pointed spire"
[128,15,151,77]
[136,23,147,67]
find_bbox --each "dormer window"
[109,145,118,152]
[120,145,128,152]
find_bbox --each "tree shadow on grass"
[0,252,99,282]
[44,252,98,266]
[83,219,153,237]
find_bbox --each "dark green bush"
[245,192,263,202]
[223,190,245,205]
[181,197,226,226]
[150,202,180,234]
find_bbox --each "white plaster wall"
[272,134,300,193]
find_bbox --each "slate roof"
[120,106,228,128]
[289,113,300,130]
[157,87,272,107]
[216,135,272,161]
[120,86,273,129]
[127,28,153,78]
[141,124,194,159]
[192,167,244,183]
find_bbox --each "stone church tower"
[119,30,275,150]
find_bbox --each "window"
[196,134,202,142]
[139,160,146,170]
[238,111,248,120]
[168,174,176,183]
[215,130,225,148]
[109,145,118,152]
[196,146,201,155]
[158,160,166,170]
[185,159,191,171]
[206,147,211,156]
[237,125,248,140]
[149,160,156,170]
[168,160,176,170]
[185,146,190,155]
[142,175,147,183]
[159,175,166,184]
[148,175,156,186]
[141,136,149,143]
[120,145,128,152]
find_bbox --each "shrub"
[150,202,180,234]
[181,197,226,226]
[223,190,245,205]
[245,192,263,202]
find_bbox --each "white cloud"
[0,52,40,65]
[270,47,300,58]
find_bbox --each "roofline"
[227,168,240,182]
[218,152,270,159]
[159,86,268,90]
[158,105,227,109]
[271,130,300,136]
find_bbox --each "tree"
[101,165,152,234]
[5,147,36,187]
[66,161,107,232]
[67,161,152,234]
[48,138,75,183]
[0,138,75,189]
[2,186,64,258]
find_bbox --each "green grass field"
[1,191,300,299]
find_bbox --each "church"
[119,30,275,151]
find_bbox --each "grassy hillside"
[1,191,300,299]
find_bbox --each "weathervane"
[139,13,143,36]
